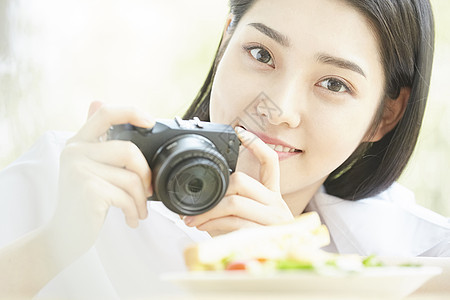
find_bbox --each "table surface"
[157,293,450,300]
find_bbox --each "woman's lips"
[265,143,299,153]
[242,128,303,161]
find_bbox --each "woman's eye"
[247,46,274,66]
[318,78,350,93]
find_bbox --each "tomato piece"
[225,261,247,271]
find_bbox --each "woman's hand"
[0,102,155,298]
[50,102,155,255]
[183,127,294,236]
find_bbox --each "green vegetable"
[276,259,314,270]
[362,255,383,267]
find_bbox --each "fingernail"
[234,126,253,144]
[147,186,153,197]
[141,113,155,128]
[234,126,247,139]
[128,218,139,228]
[143,118,155,128]
[184,216,194,226]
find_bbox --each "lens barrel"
[151,134,229,215]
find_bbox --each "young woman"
[1,0,448,298]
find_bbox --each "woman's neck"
[283,179,325,217]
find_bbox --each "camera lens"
[167,157,226,212]
[187,178,203,194]
[152,134,230,215]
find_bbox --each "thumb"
[87,101,104,120]
[235,127,280,192]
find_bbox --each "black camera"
[108,117,240,216]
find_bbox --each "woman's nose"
[255,88,302,128]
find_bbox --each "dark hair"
[183,0,435,200]
[183,0,254,120]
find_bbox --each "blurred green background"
[1,0,449,216]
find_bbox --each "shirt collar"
[306,183,450,257]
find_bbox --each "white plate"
[162,266,442,298]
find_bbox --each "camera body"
[108,117,240,215]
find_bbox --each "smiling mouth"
[265,143,302,153]
[237,125,303,154]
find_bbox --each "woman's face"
[210,0,385,197]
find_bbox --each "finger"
[72,104,155,143]
[235,127,280,192]
[62,144,149,220]
[66,140,153,196]
[85,160,149,220]
[87,101,104,120]
[60,146,145,228]
[184,194,279,228]
[225,171,273,205]
[77,170,142,228]
[196,216,262,236]
[98,180,141,228]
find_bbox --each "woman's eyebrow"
[316,53,367,78]
[247,23,291,47]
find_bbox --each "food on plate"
[184,212,367,272]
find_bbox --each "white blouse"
[1,131,449,299]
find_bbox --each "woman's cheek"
[210,52,241,122]
[315,129,364,175]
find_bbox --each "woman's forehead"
[238,0,375,45]
[235,0,382,79]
